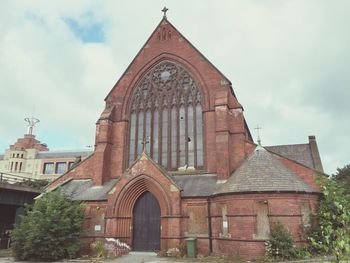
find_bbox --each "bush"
[265,221,296,260]
[11,192,85,261]
[309,177,350,261]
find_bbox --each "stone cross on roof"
[254,125,262,146]
[162,7,169,18]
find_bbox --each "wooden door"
[132,192,160,251]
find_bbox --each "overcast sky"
[0,0,349,175]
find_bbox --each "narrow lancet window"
[129,112,136,162]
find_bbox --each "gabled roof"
[125,151,182,191]
[215,146,315,195]
[56,178,119,201]
[105,16,235,101]
[173,173,218,197]
[265,144,314,169]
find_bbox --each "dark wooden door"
[132,192,160,251]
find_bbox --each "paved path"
[103,252,170,263]
[0,252,343,263]
[0,252,198,263]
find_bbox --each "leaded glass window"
[128,61,204,170]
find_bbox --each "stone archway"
[106,174,175,250]
[132,191,160,251]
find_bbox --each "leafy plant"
[265,221,296,260]
[15,179,49,189]
[309,177,350,262]
[11,192,85,261]
[90,239,106,259]
[294,246,312,259]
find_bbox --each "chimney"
[308,135,324,172]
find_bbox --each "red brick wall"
[65,147,321,260]
[209,193,319,260]
[48,18,252,185]
[10,134,49,151]
[92,18,250,183]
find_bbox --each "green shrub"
[309,177,350,262]
[15,179,49,189]
[265,221,296,260]
[294,246,312,259]
[11,192,85,261]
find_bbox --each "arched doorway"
[132,191,160,251]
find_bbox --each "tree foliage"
[333,164,350,193]
[11,192,85,261]
[309,176,350,261]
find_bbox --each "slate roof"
[37,150,93,159]
[53,146,317,200]
[265,144,314,169]
[215,146,315,195]
[56,178,119,201]
[173,173,218,197]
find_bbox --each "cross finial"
[254,125,262,146]
[24,116,40,135]
[141,136,150,153]
[162,7,168,18]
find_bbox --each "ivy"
[309,177,350,261]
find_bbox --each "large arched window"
[128,61,203,170]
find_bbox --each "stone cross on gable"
[162,7,168,18]
[141,136,150,153]
[254,125,262,146]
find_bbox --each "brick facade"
[48,16,323,260]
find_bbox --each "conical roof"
[215,146,315,194]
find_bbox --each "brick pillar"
[214,91,230,180]
[93,118,113,185]
[228,108,246,173]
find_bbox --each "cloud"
[0,0,349,175]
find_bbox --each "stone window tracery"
[128,61,203,170]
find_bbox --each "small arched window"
[128,61,203,170]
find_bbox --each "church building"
[48,11,324,260]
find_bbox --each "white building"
[0,129,92,181]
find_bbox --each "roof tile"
[215,146,315,194]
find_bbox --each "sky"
[0,0,349,175]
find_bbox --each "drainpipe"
[207,197,213,253]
